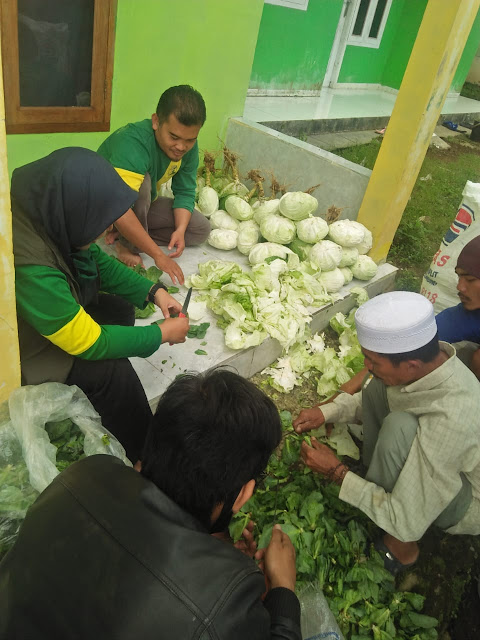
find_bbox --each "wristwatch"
[148,282,167,303]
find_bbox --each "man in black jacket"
[0,370,301,640]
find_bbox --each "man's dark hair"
[141,369,281,530]
[380,333,440,366]
[156,85,206,127]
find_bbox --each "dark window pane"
[369,0,388,38]
[18,0,94,107]
[352,0,370,36]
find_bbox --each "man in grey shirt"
[294,291,480,575]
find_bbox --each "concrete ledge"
[225,117,371,220]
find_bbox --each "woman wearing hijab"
[11,147,189,462]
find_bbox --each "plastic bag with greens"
[0,383,130,560]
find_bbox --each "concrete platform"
[128,243,397,409]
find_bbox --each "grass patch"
[336,137,480,285]
[461,81,480,101]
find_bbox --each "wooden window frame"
[0,0,116,134]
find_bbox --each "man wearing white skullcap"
[294,291,480,575]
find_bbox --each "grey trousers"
[362,376,472,531]
[120,172,210,253]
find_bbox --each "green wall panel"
[338,0,410,86]
[6,0,263,174]
[250,0,343,92]
[451,7,480,92]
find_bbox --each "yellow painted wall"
[0,41,21,403]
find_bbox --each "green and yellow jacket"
[13,206,162,385]
[97,118,198,211]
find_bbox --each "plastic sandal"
[374,538,417,576]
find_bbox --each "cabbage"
[317,267,345,292]
[198,186,219,217]
[288,237,312,262]
[253,199,280,225]
[296,216,329,243]
[356,228,373,254]
[309,240,343,271]
[328,220,365,247]
[279,192,318,221]
[237,220,260,255]
[350,286,369,306]
[338,246,359,267]
[252,260,289,292]
[159,179,174,199]
[195,176,206,198]
[225,195,254,221]
[260,215,296,245]
[262,357,300,393]
[351,255,378,280]
[210,210,239,231]
[225,323,267,350]
[220,182,249,199]
[339,267,353,284]
[248,243,299,269]
[207,229,238,250]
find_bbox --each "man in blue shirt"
[436,236,480,379]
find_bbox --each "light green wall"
[338,0,420,86]
[249,0,343,92]
[6,0,264,173]
[451,7,480,92]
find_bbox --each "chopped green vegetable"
[101,434,111,447]
[162,360,167,364]
[200,341,207,346]
[135,302,156,319]
[195,349,208,356]
[167,286,179,294]
[187,323,210,339]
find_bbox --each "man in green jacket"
[98,85,211,285]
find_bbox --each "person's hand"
[168,229,186,259]
[293,407,326,434]
[158,317,189,344]
[234,520,257,559]
[153,288,183,319]
[300,438,340,475]
[259,524,296,592]
[154,252,185,286]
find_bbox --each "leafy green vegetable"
[167,286,179,294]
[101,434,111,447]
[135,302,156,319]
[195,349,208,356]
[187,323,210,339]
[229,411,438,639]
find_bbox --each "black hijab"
[11,147,137,305]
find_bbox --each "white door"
[323,0,393,88]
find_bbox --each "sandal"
[374,538,417,576]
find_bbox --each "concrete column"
[0,38,21,402]
[357,0,480,263]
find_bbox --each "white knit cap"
[355,291,437,354]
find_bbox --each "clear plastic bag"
[297,582,344,640]
[0,383,131,559]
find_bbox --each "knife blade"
[179,287,192,318]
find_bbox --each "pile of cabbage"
[193,180,378,290]
[262,288,368,397]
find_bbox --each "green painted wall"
[6,0,263,173]
[381,0,426,89]
[451,7,480,92]
[249,0,343,92]
[338,0,420,86]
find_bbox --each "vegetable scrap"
[195,349,208,356]
[187,323,210,339]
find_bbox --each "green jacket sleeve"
[171,141,198,212]
[91,243,153,309]
[15,264,162,360]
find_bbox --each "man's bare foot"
[105,229,119,245]
[115,243,144,267]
